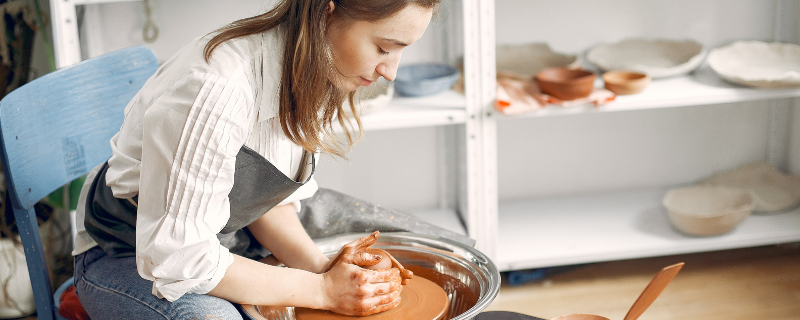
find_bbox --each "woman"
[71,0,438,318]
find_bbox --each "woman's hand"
[365,248,413,285]
[321,248,403,316]
[325,231,413,284]
[325,231,381,271]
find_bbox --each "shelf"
[495,187,800,272]
[498,65,800,119]
[358,90,467,131]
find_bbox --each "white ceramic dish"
[663,185,756,236]
[586,38,706,79]
[707,41,800,88]
[343,78,393,117]
[496,43,580,78]
[700,162,800,213]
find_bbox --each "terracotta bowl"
[551,314,610,320]
[662,186,757,236]
[535,67,596,101]
[602,70,650,95]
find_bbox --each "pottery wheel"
[295,276,449,320]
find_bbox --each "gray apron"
[84,146,312,258]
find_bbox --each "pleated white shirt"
[72,28,319,302]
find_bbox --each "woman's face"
[327,4,434,92]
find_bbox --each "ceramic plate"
[586,38,706,78]
[496,43,580,78]
[700,162,800,213]
[707,41,800,88]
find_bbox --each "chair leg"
[13,206,56,320]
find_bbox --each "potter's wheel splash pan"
[253,232,500,320]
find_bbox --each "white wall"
[81,0,452,65]
[82,0,270,61]
[495,0,780,54]
[497,101,774,200]
[313,127,444,211]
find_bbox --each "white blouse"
[72,28,319,302]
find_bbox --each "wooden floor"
[485,243,800,320]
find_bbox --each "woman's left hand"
[325,231,413,284]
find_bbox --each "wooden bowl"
[602,70,650,95]
[662,186,757,236]
[535,67,596,101]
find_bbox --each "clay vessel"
[535,67,596,100]
[362,248,393,270]
[602,70,650,95]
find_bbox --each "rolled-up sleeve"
[135,72,253,301]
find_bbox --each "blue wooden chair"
[0,46,158,320]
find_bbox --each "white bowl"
[663,186,756,236]
[707,41,800,88]
[343,79,393,117]
[496,43,580,78]
[700,162,800,213]
[586,38,706,79]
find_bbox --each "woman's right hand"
[321,251,403,316]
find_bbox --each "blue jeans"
[74,246,255,320]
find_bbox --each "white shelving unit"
[51,0,800,272]
[486,0,800,272]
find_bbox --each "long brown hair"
[204,0,439,158]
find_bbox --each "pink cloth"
[494,72,616,115]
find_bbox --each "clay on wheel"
[362,248,393,270]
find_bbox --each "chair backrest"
[0,46,158,320]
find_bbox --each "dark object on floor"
[477,311,546,320]
[506,265,584,286]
